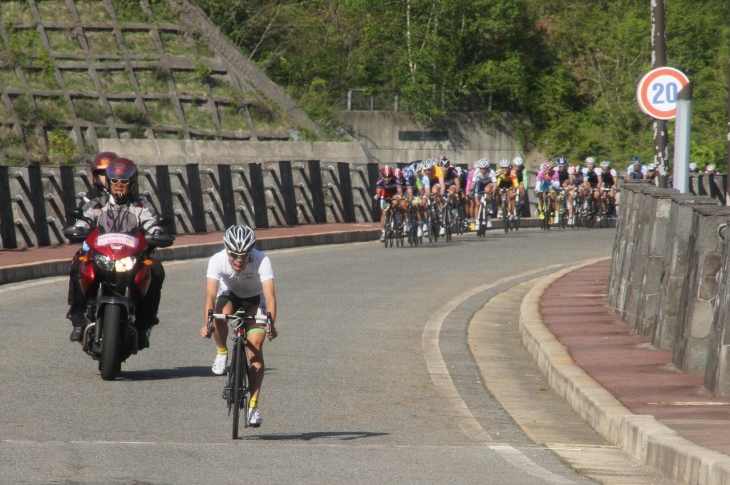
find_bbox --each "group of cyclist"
[373,153,649,237]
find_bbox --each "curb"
[0,228,381,286]
[519,259,730,485]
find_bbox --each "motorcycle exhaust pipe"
[82,322,96,357]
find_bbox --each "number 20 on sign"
[636,67,690,120]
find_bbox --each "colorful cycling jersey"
[626,165,647,180]
[376,175,399,198]
[443,166,459,182]
[397,175,412,191]
[582,167,600,187]
[421,165,444,183]
[600,170,617,187]
[569,166,583,187]
[465,169,476,194]
[495,170,519,188]
[535,169,559,192]
[557,167,571,185]
[511,165,526,184]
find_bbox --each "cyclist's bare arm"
[201,277,219,338]
[262,279,277,339]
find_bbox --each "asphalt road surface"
[1,227,629,484]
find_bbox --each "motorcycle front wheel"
[100,304,122,381]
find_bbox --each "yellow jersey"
[421,165,444,183]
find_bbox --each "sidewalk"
[0,223,381,285]
[530,259,730,485]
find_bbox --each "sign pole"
[651,0,668,186]
[673,82,692,193]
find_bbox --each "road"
[0,227,664,484]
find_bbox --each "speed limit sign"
[636,67,690,120]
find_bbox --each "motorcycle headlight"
[93,253,114,271]
[114,256,137,272]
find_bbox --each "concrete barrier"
[652,195,718,350]
[674,206,730,373]
[705,218,730,395]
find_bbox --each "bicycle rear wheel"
[502,195,509,233]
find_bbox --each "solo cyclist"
[201,224,278,427]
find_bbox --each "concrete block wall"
[609,182,730,396]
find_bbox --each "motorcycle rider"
[69,158,166,349]
[67,152,117,342]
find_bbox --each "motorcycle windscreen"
[97,207,140,234]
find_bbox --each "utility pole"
[651,0,668,187]
[726,59,730,204]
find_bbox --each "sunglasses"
[227,250,250,261]
[110,179,130,185]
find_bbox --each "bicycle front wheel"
[231,336,248,439]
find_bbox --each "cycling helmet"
[403,167,414,180]
[436,155,450,167]
[91,151,118,189]
[381,165,394,177]
[472,161,479,169]
[105,157,138,204]
[455,167,464,177]
[499,159,511,168]
[477,158,491,169]
[415,162,424,172]
[541,161,552,171]
[647,163,657,171]
[393,168,403,179]
[600,160,611,168]
[707,164,717,173]
[585,157,595,166]
[689,162,697,171]
[512,156,524,167]
[631,156,642,164]
[556,157,567,166]
[223,224,256,253]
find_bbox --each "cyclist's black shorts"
[215,291,267,332]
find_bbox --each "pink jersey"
[465,169,476,194]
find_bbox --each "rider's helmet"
[105,157,138,204]
[512,156,524,167]
[381,165,394,177]
[436,155,450,167]
[585,157,596,167]
[477,158,490,169]
[402,167,415,180]
[647,163,657,171]
[499,159,511,169]
[631,156,642,165]
[707,164,717,173]
[600,160,611,169]
[455,166,464,177]
[472,161,480,170]
[422,159,434,170]
[393,168,403,179]
[556,157,567,167]
[223,224,256,254]
[689,162,697,171]
[541,161,553,172]
[91,151,118,189]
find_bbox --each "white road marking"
[422,263,577,484]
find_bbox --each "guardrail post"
[217,164,237,229]
[367,162,380,221]
[248,163,269,228]
[155,165,176,235]
[307,160,327,223]
[28,165,50,247]
[0,166,18,249]
[59,166,77,215]
[185,164,207,233]
[337,162,356,223]
[278,161,298,226]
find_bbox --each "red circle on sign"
[636,67,689,120]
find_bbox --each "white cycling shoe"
[212,353,227,375]
[248,407,262,427]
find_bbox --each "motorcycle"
[64,208,174,380]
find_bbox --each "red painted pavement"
[542,259,730,455]
[0,223,380,268]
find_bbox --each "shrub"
[75,99,107,124]
[115,103,148,125]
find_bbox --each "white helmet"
[421,159,433,170]
[585,157,596,166]
[707,164,717,172]
[224,224,256,253]
[477,158,491,169]
[600,160,611,168]
[499,159,511,168]
[512,156,523,167]
[647,163,657,170]
[689,162,697,171]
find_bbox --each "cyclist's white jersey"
[581,167,601,177]
[626,165,648,177]
[206,248,274,298]
[471,169,496,184]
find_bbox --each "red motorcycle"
[65,208,174,380]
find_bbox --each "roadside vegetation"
[195,0,730,169]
